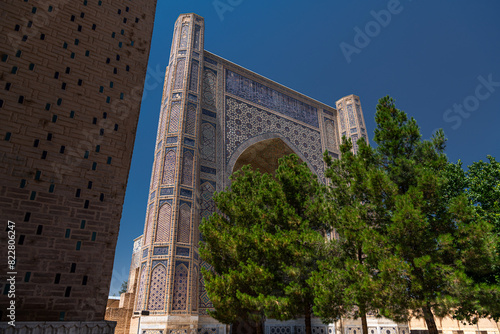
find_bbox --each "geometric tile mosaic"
[324,118,338,151]
[179,24,189,48]
[193,25,201,50]
[189,61,199,92]
[174,58,186,90]
[226,70,319,127]
[355,104,364,127]
[148,263,167,310]
[225,97,324,175]
[200,122,216,162]
[202,68,217,108]
[172,263,189,311]
[199,260,213,310]
[153,246,169,256]
[347,104,356,128]
[135,263,147,311]
[191,265,198,311]
[176,247,190,257]
[200,181,216,221]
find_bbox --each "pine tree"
[311,136,409,334]
[372,96,499,334]
[442,157,500,322]
[199,154,326,334]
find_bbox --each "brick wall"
[0,0,156,321]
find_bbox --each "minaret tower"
[134,13,204,332]
[335,94,369,154]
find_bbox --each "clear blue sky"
[109,0,500,294]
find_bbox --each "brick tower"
[0,0,156,332]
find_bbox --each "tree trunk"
[422,305,439,334]
[256,319,264,334]
[361,309,368,334]
[305,304,312,334]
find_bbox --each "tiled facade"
[129,12,358,333]
[114,12,500,334]
[0,0,156,327]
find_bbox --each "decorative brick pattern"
[155,202,172,243]
[179,24,189,48]
[176,247,190,256]
[169,101,181,133]
[355,104,364,127]
[338,107,347,132]
[189,61,199,92]
[200,122,216,162]
[148,263,167,311]
[174,58,186,90]
[177,203,191,244]
[193,25,201,50]
[198,327,218,334]
[351,134,359,154]
[200,181,216,221]
[0,2,156,315]
[181,149,194,186]
[202,68,217,108]
[172,263,189,311]
[191,265,198,311]
[199,261,213,310]
[185,103,197,135]
[135,264,148,311]
[325,118,338,150]
[225,97,323,173]
[347,104,356,128]
[152,151,162,189]
[153,246,169,255]
[226,70,319,127]
[144,204,155,245]
[162,149,176,184]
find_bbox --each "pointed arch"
[155,202,172,243]
[177,203,191,244]
[147,263,167,311]
[172,263,189,310]
[181,150,194,186]
[162,149,176,185]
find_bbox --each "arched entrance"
[228,134,313,176]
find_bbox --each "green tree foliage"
[199,154,326,334]
[443,156,500,320]
[119,280,128,295]
[311,136,409,334]
[372,96,499,333]
[314,96,499,334]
